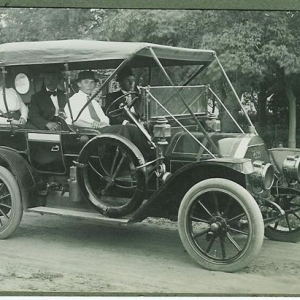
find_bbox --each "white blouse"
[0,88,28,124]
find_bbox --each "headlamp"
[283,155,300,181]
[250,160,274,191]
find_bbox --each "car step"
[26,206,130,225]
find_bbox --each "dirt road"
[1,212,300,295]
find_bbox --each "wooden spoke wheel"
[0,166,23,239]
[178,178,264,272]
[77,134,147,218]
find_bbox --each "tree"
[1,8,300,146]
[0,8,110,42]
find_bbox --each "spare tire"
[77,134,147,218]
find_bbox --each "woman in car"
[0,72,28,126]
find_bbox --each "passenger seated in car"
[0,72,28,126]
[64,71,154,160]
[104,67,142,125]
[28,69,66,131]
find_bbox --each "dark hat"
[40,68,62,77]
[116,67,133,82]
[77,70,98,82]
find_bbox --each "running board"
[26,206,130,225]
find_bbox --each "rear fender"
[0,147,40,209]
[129,159,250,223]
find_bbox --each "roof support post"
[63,63,74,124]
[1,67,10,118]
[181,64,208,87]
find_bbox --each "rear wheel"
[0,166,23,239]
[264,194,300,242]
[178,178,264,272]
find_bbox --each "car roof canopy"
[0,40,216,69]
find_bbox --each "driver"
[104,67,142,125]
[64,71,154,160]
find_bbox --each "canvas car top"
[0,40,216,68]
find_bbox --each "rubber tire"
[0,166,23,239]
[265,226,300,242]
[77,134,147,218]
[264,200,300,242]
[178,178,264,272]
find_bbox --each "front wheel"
[178,178,264,272]
[0,166,23,239]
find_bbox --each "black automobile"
[0,40,299,272]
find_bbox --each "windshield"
[145,85,208,118]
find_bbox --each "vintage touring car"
[0,40,299,272]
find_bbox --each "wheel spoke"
[191,216,210,223]
[197,200,213,218]
[291,211,300,221]
[0,202,11,209]
[222,198,233,216]
[112,154,126,178]
[193,227,211,239]
[0,193,11,202]
[101,181,114,195]
[0,183,4,194]
[88,162,109,182]
[228,226,248,236]
[285,214,292,231]
[206,234,216,253]
[0,208,9,221]
[291,204,300,209]
[226,232,242,252]
[110,147,121,176]
[273,221,279,229]
[220,237,226,259]
[101,155,127,194]
[212,192,220,215]
[227,212,246,224]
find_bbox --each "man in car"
[104,67,142,125]
[64,70,154,160]
[29,69,66,130]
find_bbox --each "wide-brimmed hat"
[77,70,99,82]
[116,67,133,82]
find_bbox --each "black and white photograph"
[0,2,300,296]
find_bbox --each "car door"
[27,131,67,174]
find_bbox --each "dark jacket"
[104,90,142,125]
[29,89,66,129]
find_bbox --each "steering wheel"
[105,91,138,119]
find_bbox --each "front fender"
[0,147,40,209]
[129,158,251,223]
